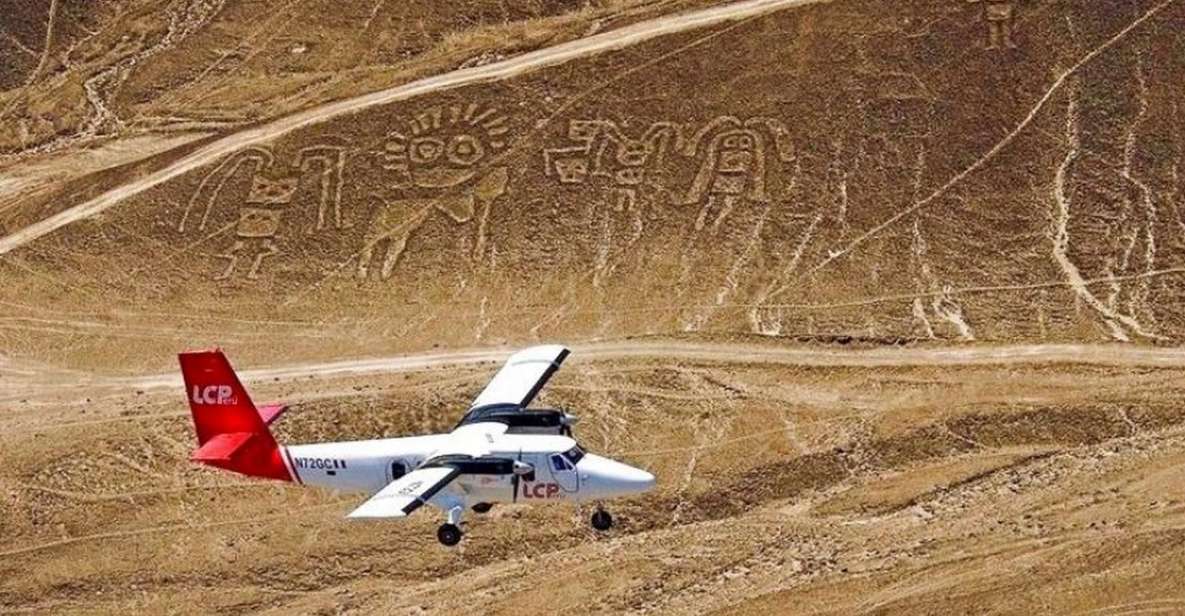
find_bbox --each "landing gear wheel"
[591,509,613,531]
[472,502,492,514]
[437,523,463,546]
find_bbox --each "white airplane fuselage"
[179,345,654,545]
[283,432,653,505]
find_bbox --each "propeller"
[560,410,578,437]
[511,447,523,502]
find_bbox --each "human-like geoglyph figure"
[680,116,794,232]
[967,0,1017,50]
[541,118,682,287]
[178,145,349,280]
[543,119,680,213]
[216,174,298,280]
[359,104,511,280]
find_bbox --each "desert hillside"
[2,1,1185,614]
[0,0,672,154]
[3,0,1184,374]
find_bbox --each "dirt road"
[0,0,831,256]
[48,340,1185,392]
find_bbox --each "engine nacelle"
[457,404,579,435]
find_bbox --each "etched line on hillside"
[1119,44,1158,333]
[0,0,59,121]
[146,0,306,113]
[1052,78,1162,341]
[2,32,38,58]
[804,0,1180,278]
[3,267,1184,346]
[0,0,835,256]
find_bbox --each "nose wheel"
[591,508,613,531]
[437,523,463,546]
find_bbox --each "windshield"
[562,445,585,465]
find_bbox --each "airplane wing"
[346,466,461,519]
[469,344,569,411]
[444,420,509,456]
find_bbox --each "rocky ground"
[2,344,1185,614]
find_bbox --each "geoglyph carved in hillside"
[543,119,681,213]
[178,145,350,280]
[966,0,1018,50]
[300,145,350,232]
[543,119,683,288]
[359,104,511,280]
[679,116,794,232]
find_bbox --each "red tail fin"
[179,350,292,482]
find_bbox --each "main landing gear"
[437,523,462,546]
[471,502,493,514]
[437,504,465,546]
[591,508,614,531]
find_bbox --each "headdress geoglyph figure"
[680,116,794,232]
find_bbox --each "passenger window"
[390,461,406,480]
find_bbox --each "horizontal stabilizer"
[257,403,287,425]
[191,432,254,463]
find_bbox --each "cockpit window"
[550,454,571,472]
[562,445,585,465]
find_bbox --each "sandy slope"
[0,0,830,256]
[3,347,1185,614]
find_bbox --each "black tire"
[472,502,493,514]
[437,523,463,546]
[591,509,613,531]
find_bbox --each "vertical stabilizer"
[179,350,291,481]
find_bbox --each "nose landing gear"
[591,508,614,531]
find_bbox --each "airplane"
[179,344,656,546]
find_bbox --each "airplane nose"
[621,465,656,490]
[580,454,656,495]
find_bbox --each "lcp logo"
[191,385,236,405]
